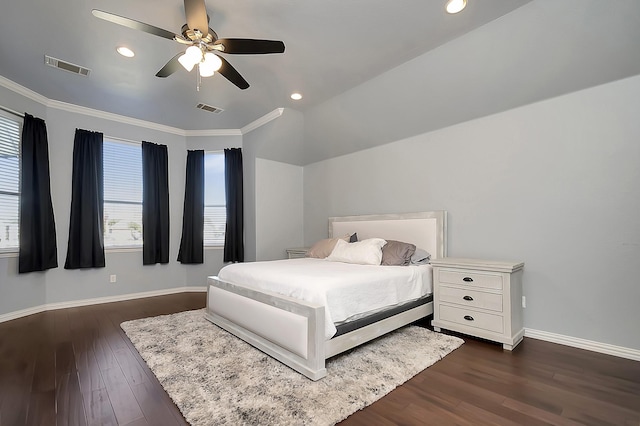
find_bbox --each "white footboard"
[205,276,327,381]
[205,277,434,381]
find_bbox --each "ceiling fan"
[92,0,285,90]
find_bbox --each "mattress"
[217,258,433,339]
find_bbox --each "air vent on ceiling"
[44,55,90,76]
[196,103,224,114]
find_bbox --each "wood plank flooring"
[0,292,638,425]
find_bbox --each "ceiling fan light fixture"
[178,53,196,72]
[198,63,215,77]
[445,0,467,14]
[203,52,222,71]
[179,45,203,71]
[199,52,222,77]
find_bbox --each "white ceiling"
[0,0,533,130]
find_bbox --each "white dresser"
[431,257,525,350]
[285,247,309,259]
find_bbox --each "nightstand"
[431,257,525,350]
[285,247,309,259]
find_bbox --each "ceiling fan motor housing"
[181,24,218,43]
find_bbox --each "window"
[204,152,226,246]
[103,139,143,248]
[0,112,21,252]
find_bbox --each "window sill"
[105,246,143,253]
[0,250,18,258]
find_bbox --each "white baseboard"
[525,328,640,362]
[2,293,638,362]
[0,286,207,324]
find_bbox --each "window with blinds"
[204,151,226,246]
[0,112,21,252]
[103,139,143,248]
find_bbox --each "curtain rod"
[0,105,24,119]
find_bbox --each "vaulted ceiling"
[0,0,532,130]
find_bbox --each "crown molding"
[0,75,281,136]
[47,99,188,136]
[241,108,284,134]
[0,75,49,105]
[184,128,242,137]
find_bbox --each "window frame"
[102,137,143,252]
[0,109,22,256]
[204,150,226,248]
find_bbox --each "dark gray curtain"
[18,114,58,273]
[178,150,204,264]
[223,148,244,263]
[64,129,105,269]
[142,141,169,265]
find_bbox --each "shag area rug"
[121,309,463,426]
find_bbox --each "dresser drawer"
[439,305,504,334]
[439,286,503,312]
[438,270,503,290]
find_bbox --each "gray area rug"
[121,309,464,425]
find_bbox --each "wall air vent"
[44,55,91,76]
[196,103,224,114]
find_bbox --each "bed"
[204,211,447,380]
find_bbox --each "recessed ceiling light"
[116,46,135,58]
[290,92,302,100]
[445,0,467,14]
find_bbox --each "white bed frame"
[205,211,447,380]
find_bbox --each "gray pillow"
[381,240,416,266]
[410,248,432,265]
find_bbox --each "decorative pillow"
[410,248,432,265]
[326,238,387,265]
[349,233,358,243]
[306,236,349,259]
[381,240,417,266]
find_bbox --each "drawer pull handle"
[464,315,474,321]
[463,277,474,282]
[463,295,474,301]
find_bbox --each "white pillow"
[326,238,387,265]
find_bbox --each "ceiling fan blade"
[183,0,209,37]
[92,10,180,41]
[156,53,183,78]
[217,57,249,90]
[213,38,285,54]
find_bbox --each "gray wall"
[301,0,640,165]
[243,108,305,262]
[44,108,188,304]
[0,88,244,317]
[255,158,303,261]
[304,75,640,351]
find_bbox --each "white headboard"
[328,211,447,259]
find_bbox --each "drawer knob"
[464,315,474,321]
[463,277,474,282]
[463,295,474,301]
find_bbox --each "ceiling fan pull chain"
[196,65,201,91]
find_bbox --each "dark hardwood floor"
[0,293,638,426]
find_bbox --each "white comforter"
[217,258,432,339]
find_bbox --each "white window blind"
[0,112,21,251]
[204,151,226,246]
[103,139,143,248]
